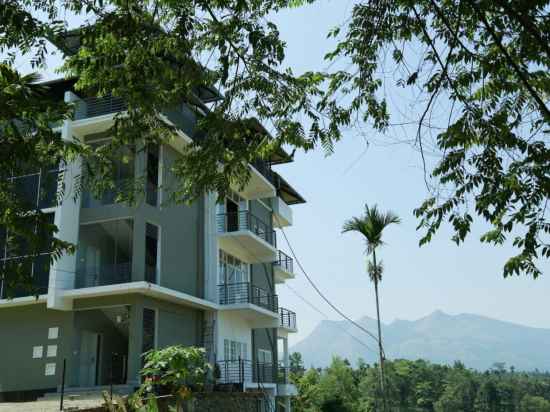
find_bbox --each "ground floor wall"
[0,295,205,396]
[0,303,73,395]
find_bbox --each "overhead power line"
[284,282,376,353]
[277,224,381,346]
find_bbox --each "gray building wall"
[77,142,204,298]
[0,304,74,394]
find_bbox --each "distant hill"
[290,311,550,371]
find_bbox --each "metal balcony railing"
[251,160,275,186]
[216,211,276,247]
[277,366,291,384]
[218,282,278,313]
[279,307,297,330]
[75,262,132,288]
[274,250,293,274]
[74,95,127,120]
[216,359,276,384]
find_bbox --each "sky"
[9,0,550,347]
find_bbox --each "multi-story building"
[0,76,304,411]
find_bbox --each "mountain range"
[290,310,550,371]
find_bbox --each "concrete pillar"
[283,337,289,367]
[47,91,82,311]
[127,303,144,386]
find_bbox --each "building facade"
[0,79,304,411]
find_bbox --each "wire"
[277,223,381,346]
[284,283,376,353]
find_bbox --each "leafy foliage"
[292,355,550,412]
[322,0,550,278]
[131,346,210,409]
[0,0,335,295]
[0,64,78,296]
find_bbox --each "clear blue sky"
[11,0,550,346]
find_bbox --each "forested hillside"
[290,355,550,411]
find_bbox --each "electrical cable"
[277,223,381,346]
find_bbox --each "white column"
[285,397,291,412]
[283,337,289,367]
[47,91,82,310]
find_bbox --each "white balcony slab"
[218,231,277,263]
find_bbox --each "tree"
[299,0,550,278]
[520,395,550,412]
[132,345,210,410]
[0,0,335,294]
[342,204,400,410]
[290,352,306,377]
[0,64,78,297]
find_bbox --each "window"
[76,219,134,288]
[258,349,273,364]
[146,144,160,206]
[9,167,59,211]
[224,339,248,360]
[142,308,156,353]
[81,141,135,208]
[145,223,159,284]
[0,213,54,298]
[219,250,249,284]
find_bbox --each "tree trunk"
[372,249,387,411]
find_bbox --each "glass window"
[81,142,135,208]
[219,250,249,284]
[0,213,54,298]
[146,144,159,206]
[76,219,134,288]
[142,308,156,353]
[145,223,159,284]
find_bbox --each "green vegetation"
[290,354,550,412]
[1,0,549,295]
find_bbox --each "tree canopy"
[291,355,550,412]
[1,0,549,296]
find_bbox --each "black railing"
[75,262,132,288]
[216,211,276,247]
[251,160,275,186]
[74,95,127,120]
[216,359,276,384]
[274,250,293,274]
[218,282,278,313]
[279,307,297,330]
[277,366,290,384]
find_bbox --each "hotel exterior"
[0,76,304,411]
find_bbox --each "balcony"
[74,95,127,120]
[274,250,295,284]
[218,282,279,327]
[278,307,297,333]
[217,211,277,263]
[234,160,276,200]
[277,366,298,397]
[272,196,293,228]
[72,95,127,137]
[219,282,278,312]
[216,359,276,386]
[75,262,132,289]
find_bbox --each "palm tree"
[342,204,400,406]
